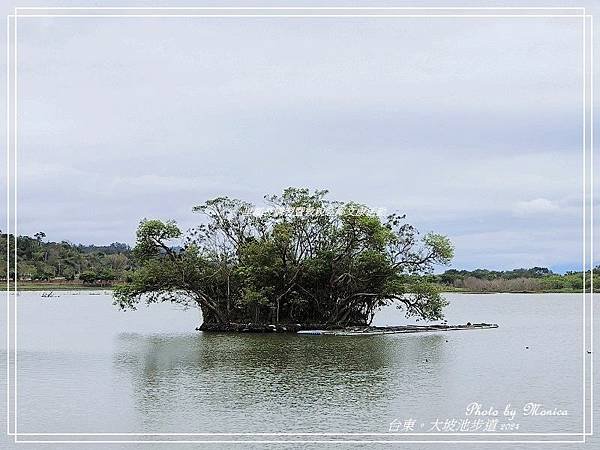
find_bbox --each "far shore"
[5,280,591,294]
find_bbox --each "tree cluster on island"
[114,188,454,327]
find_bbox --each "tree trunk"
[198,300,228,324]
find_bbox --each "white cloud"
[513,198,560,217]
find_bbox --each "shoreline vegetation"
[2,232,597,294]
[9,280,592,294]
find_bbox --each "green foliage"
[134,219,182,259]
[79,271,97,284]
[115,188,454,326]
[423,233,454,265]
[435,266,600,293]
[0,233,132,283]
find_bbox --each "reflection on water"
[112,332,448,432]
[1,291,590,440]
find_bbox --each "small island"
[3,187,597,332]
[114,187,454,331]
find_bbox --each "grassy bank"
[9,281,594,294]
[7,281,114,291]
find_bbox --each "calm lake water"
[1,292,597,449]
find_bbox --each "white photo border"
[4,5,595,444]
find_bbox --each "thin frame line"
[10,439,588,444]
[582,11,586,441]
[6,7,593,443]
[12,11,17,444]
[9,432,594,436]
[589,14,595,436]
[4,13,10,438]
[13,7,589,10]
[7,14,590,18]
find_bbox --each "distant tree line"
[0,232,133,285]
[0,231,597,293]
[431,267,599,292]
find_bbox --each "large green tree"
[114,188,454,327]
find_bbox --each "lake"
[1,291,597,449]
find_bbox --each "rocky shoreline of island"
[197,322,499,334]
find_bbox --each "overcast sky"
[2,4,598,272]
